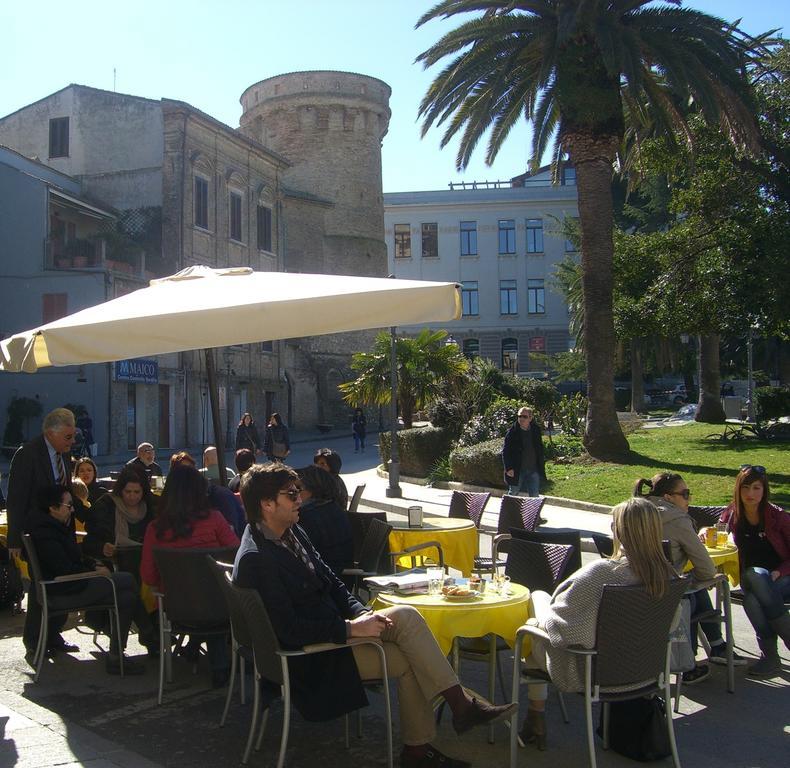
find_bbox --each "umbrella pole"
[204,349,229,486]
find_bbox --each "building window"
[421,222,438,259]
[526,218,543,253]
[260,340,274,353]
[462,338,479,359]
[528,279,545,314]
[49,117,69,158]
[565,217,579,252]
[498,219,516,254]
[562,166,576,186]
[394,224,411,259]
[461,281,479,316]
[499,279,518,314]
[502,338,518,374]
[194,177,209,230]
[257,205,272,251]
[42,293,67,324]
[229,191,243,242]
[460,221,477,256]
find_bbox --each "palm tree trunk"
[695,334,725,423]
[631,339,645,414]
[574,153,629,458]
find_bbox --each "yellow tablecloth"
[684,543,740,586]
[372,582,531,656]
[389,517,478,576]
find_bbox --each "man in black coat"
[6,408,81,652]
[126,442,163,478]
[501,406,547,497]
[234,463,515,768]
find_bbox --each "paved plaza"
[1,436,788,767]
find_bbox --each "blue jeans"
[741,567,790,641]
[353,433,365,451]
[509,469,541,497]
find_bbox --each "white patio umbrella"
[0,266,461,372]
[0,266,461,482]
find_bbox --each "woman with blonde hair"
[516,497,677,751]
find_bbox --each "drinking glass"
[716,522,728,548]
[427,567,444,596]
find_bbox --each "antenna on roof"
[113,68,117,92]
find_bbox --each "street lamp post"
[386,325,401,498]
[746,326,755,422]
[223,350,234,449]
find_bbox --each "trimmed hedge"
[379,425,455,477]
[755,386,790,421]
[450,438,506,488]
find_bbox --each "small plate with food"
[441,585,482,602]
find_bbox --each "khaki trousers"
[352,605,458,745]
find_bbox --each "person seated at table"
[719,466,790,677]
[296,464,353,577]
[140,464,240,687]
[234,462,516,768]
[517,497,678,750]
[69,478,91,529]
[229,448,255,493]
[30,484,145,674]
[171,452,245,537]
[313,447,349,510]
[83,466,159,654]
[126,442,163,478]
[634,472,747,681]
[73,457,107,506]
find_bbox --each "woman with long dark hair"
[140,464,239,687]
[263,412,290,462]
[235,412,261,454]
[720,466,790,676]
[72,456,107,506]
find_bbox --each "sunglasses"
[518,414,532,420]
[278,488,302,501]
[669,489,691,500]
[739,464,766,475]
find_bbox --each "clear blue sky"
[1,1,785,192]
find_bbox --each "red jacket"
[721,502,790,578]
[140,509,240,590]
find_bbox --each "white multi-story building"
[384,168,579,373]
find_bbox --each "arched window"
[462,338,479,359]
[502,338,518,374]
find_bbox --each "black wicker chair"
[508,528,582,582]
[342,518,393,596]
[448,490,491,527]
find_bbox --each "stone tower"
[238,71,392,428]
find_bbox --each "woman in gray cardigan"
[517,497,677,750]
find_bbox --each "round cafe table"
[684,543,740,586]
[389,517,478,576]
[371,582,531,656]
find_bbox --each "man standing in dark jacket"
[501,406,546,496]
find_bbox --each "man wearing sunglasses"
[233,463,515,768]
[502,406,546,497]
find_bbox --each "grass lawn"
[544,422,790,508]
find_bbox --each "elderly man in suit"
[6,408,80,655]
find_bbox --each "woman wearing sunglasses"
[634,472,740,682]
[719,465,790,676]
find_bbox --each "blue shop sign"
[115,358,158,384]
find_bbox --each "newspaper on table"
[364,568,429,594]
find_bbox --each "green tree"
[339,328,469,428]
[416,0,764,458]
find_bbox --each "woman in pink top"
[141,464,239,687]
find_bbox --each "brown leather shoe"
[400,746,471,768]
[451,697,518,735]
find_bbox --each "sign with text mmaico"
[114,358,158,384]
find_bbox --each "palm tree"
[416,0,763,458]
[339,328,469,428]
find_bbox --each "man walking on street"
[502,406,546,497]
[6,407,81,655]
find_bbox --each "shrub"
[755,386,790,421]
[543,435,585,460]
[554,393,588,436]
[457,398,523,448]
[425,398,466,438]
[450,438,506,488]
[511,378,561,421]
[379,425,455,478]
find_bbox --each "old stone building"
[0,71,391,454]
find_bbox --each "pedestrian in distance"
[501,406,546,497]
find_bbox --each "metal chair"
[509,527,582,578]
[388,540,445,572]
[347,483,366,515]
[448,490,491,527]
[346,510,387,564]
[511,580,689,768]
[503,538,576,594]
[687,505,725,531]
[208,558,393,767]
[153,546,238,704]
[342,518,393,596]
[22,533,124,682]
[474,495,545,576]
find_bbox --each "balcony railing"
[45,238,145,277]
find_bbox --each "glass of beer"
[716,522,729,548]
